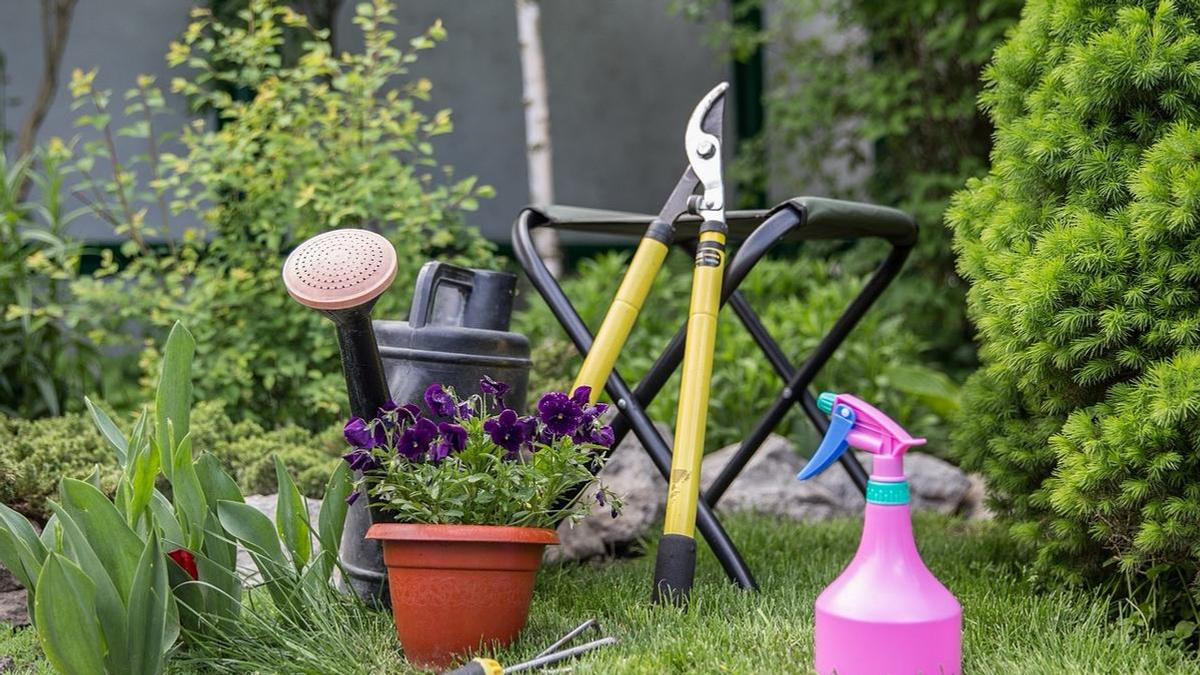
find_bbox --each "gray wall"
[2,0,730,243]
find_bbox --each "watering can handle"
[409,261,476,328]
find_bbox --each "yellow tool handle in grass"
[572,236,670,404]
[653,227,727,605]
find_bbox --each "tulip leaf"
[57,478,143,605]
[126,531,172,675]
[217,500,288,569]
[0,503,47,590]
[85,396,128,466]
[316,462,351,581]
[170,433,208,551]
[82,464,103,491]
[197,511,242,623]
[126,434,162,529]
[49,506,129,669]
[150,490,185,548]
[155,322,194,482]
[274,456,312,571]
[195,454,244,510]
[35,553,107,675]
[217,500,296,612]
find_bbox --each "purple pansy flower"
[431,422,468,462]
[342,449,380,472]
[537,391,584,437]
[344,417,385,449]
[456,400,475,420]
[396,417,439,460]
[484,409,536,457]
[595,490,606,507]
[480,376,510,400]
[398,403,422,424]
[589,424,615,448]
[380,400,422,425]
[424,383,457,418]
[571,386,592,406]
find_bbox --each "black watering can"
[340,261,532,605]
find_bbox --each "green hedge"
[0,401,342,522]
[515,253,958,455]
[949,0,1200,628]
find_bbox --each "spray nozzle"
[798,392,925,481]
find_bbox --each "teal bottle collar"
[866,480,909,505]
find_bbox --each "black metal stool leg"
[703,242,912,502]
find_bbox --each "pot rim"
[366,522,559,545]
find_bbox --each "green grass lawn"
[5,514,1199,674]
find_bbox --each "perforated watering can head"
[282,228,398,313]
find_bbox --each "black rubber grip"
[652,534,697,606]
[646,218,675,243]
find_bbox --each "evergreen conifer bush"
[949,0,1200,627]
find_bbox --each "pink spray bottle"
[797,392,962,675]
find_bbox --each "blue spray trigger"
[797,404,856,481]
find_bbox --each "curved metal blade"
[684,82,728,222]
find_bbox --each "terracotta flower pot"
[366,522,559,669]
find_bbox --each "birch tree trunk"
[515,0,563,278]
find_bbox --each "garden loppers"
[652,82,730,606]
[798,392,962,675]
[570,82,729,404]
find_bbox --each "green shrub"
[191,401,343,497]
[0,413,117,521]
[514,252,958,454]
[0,401,340,521]
[51,0,495,429]
[677,0,1022,367]
[949,0,1200,628]
[0,146,101,417]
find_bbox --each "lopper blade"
[684,82,728,222]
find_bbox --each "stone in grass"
[547,423,671,563]
[699,435,975,519]
[0,564,28,627]
[552,431,979,563]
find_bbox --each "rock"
[0,564,20,593]
[548,423,671,562]
[700,434,856,521]
[961,473,994,521]
[700,434,975,520]
[549,428,977,562]
[0,586,27,627]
